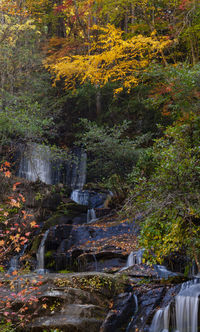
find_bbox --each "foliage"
[45,24,170,94]
[0,163,43,328]
[76,119,140,182]
[141,63,200,119]
[0,12,55,144]
[125,114,200,270]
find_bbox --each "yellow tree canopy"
[45,24,170,94]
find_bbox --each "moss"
[59,270,73,273]
[43,213,63,230]
[54,274,125,297]
[57,201,87,214]
[45,250,53,258]
[30,236,41,254]
[46,260,56,269]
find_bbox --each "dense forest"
[0,0,200,331]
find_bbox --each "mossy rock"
[30,235,41,254]
[54,273,127,298]
[56,200,88,216]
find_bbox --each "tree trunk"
[96,87,101,116]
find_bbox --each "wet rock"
[100,292,137,332]
[126,283,181,332]
[77,251,126,272]
[0,272,126,332]
[119,264,159,278]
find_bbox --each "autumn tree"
[45,24,170,95]
[124,112,200,271]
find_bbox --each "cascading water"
[150,278,200,332]
[69,149,87,190]
[36,230,49,273]
[8,245,27,274]
[126,295,139,332]
[127,249,145,266]
[71,190,90,206]
[18,144,87,189]
[175,284,200,332]
[92,254,98,271]
[70,189,108,223]
[87,208,97,223]
[18,144,52,184]
[8,256,19,274]
[120,249,145,271]
[154,265,178,279]
[150,305,170,332]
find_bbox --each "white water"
[175,284,200,332]
[71,190,90,205]
[125,294,139,332]
[120,249,145,272]
[127,249,145,266]
[92,254,98,271]
[18,144,87,188]
[19,144,52,184]
[8,244,28,274]
[154,265,178,279]
[8,256,19,273]
[70,151,87,190]
[87,208,97,223]
[150,279,200,332]
[150,305,170,332]
[36,230,49,271]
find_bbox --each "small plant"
[35,192,43,201]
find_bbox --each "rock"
[77,251,126,272]
[31,312,104,332]
[126,282,181,332]
[100,292,137,332]
[118,264,159,278]
[0,272,126,332]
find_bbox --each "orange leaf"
[5,171,11,178]
[13,182,21,191]
[30,221,36,227]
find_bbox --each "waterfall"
[70,189,108,209]
[18,144,52,184]
[154,265,178,279]
[18,144,87,188]
[126,295,139,332]
[92,254,98,271]
[69,150,87,190]
[176,284,200,332]
[127,249,145,267]
[120,249,145,271]
[71,190,90,205]
[87,208,97,223]
[120,249,144,272]
[150,305,170,332]
[36,230,49,272]
[150,279,200,332]
[8,244,27,274]
[8,256,19,274]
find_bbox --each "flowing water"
[87,208,97,223]
[71,190,90,205]
[18,144,86,188]
[120,249,145,271]
[8,245,27,274]
[36,230,49,273]
[150,278,200,332]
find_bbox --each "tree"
[0,10,55,144]
[0,162,42,329]
[125,114,200,271]
[45,24,170,94]
[76,119,139,181]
